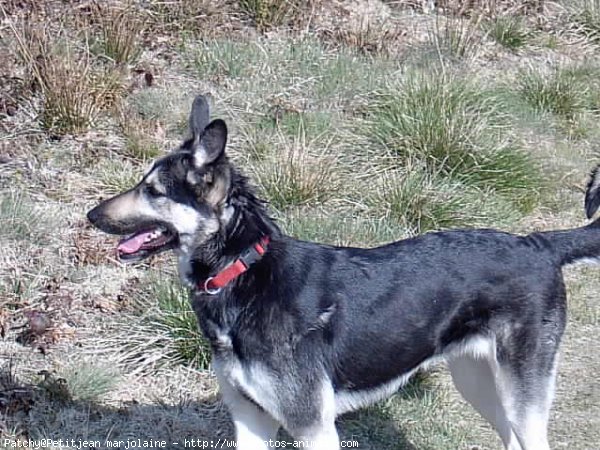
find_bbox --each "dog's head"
[87,95,233,262]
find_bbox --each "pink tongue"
[117,231,153,254]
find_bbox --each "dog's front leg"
[220,384,280,449]
[291,381,340,450]
[296,426,340,450]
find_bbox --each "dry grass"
[93,3,144,65]
[429,13,483,61]
[238,0,304,31]
[6,16,125,135]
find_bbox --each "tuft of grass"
[369,170,471,234]
[97,158,141,194]
[9,19,124,135]
[338,375,468,449]
[0,191,50,243]
[121,275,211,371]
[363,70,541,224]
[257,109,333,138]
[516,66,588,120]
[429,14,481,61]
[94,4,144,65]
[193,39,263,80]
[39,362,119,403]
[117,108,163,161]
[486,16,529,50]
[238,0,302,31]
[569,0,600,43]
[146,0,225,37]
[253,130,340,210]
[367,168,520,235]
[149,277,210,368]
[188,37,391,110]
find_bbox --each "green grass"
[97,158,141,194]
[486,16,529,50]
[429,15,481,61]
[257,109,333,138]
[125,275,212,371]
[363,70,542,223]
[193,39,264,80]
[188,37,394,110]
[338,376,468,449]
[569,0,600,43]
[253,130,341,210]
[279,210,408,247]
[95,5,143,65]
[366,169,519,234]
[515,65,600,137]
[516,66,589,119]
[39,362,120,402]
[0,191,51,243]
[238,0,302,31]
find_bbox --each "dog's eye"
[145,184,163,197]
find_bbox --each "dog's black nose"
[87,206,100,225]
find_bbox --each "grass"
[39,362,119,402]
[569,0,600,43]
[320,19,403,56]
[429,14,481,61]
[279,210,408,247]
[367,168,518,234]
[257,109,333,138]
[339,374,468,449]
[8,18,125,135]
[94,3,143,65]
[238,0,302,31]
[97,159,141,194]
[117,108,163,161]
[515,64,600,137]
[516,66,589,119]
[0,191,51,243]
[486,16,529,50]
[116,274,212,372]
[253,129,341,210]
[364,70,542,222]
[188,37,393,110]
[147,0,221,35]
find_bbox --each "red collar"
[199,236,270,294]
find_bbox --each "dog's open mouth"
[117,227,177,261]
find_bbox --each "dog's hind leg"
[493,351,559,450]
[448,353,522,450]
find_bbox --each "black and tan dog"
[88,95,600,450]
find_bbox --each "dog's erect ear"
[193,119,228,168]
[189,95,211,138]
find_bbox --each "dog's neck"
[182,170,280,286]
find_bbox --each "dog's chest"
[213,353,282,418]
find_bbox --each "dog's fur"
[88,96,600,450]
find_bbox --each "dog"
[88,95,600,450]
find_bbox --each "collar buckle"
[203,277,222,295]
[198,236,270,295]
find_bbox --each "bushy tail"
[585,165,600,220]
[544,165,600,266]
